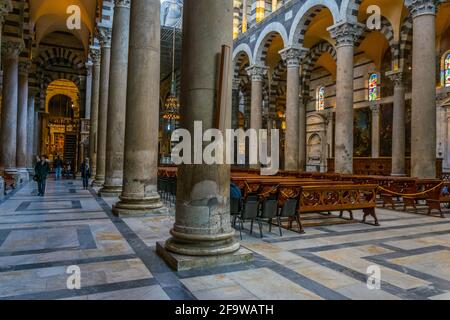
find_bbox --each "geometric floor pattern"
[0,178,449,300]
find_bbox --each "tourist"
[54,155,63,180]
[65,161,72,179]
[34,155,50,197]
[230,182,242,200]
[80,158,91,190]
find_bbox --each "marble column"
[112,0,163,216]
[16,60,31,182]
[300,94,312,169]
[247,64,267,132]
[27,92,36,171]
[157,0,251,271]
[93,28,112,187]
[0,40,23,174]
[280,46,308,171]
[370,104,381,158]
[387,70,406,176]
[328,22,364,174]
[232,78,240,129]
[88,48,101,177]
[100,0,131,197]
[84,61,93,120]
[407,0,437,178]
[0,1,13,79]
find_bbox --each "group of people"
[33,156,92,196]
[53,156,76,180]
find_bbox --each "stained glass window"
[368,73,379,101]
[445,53,450,87]
[317,87,325,111]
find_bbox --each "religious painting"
[380,104,393,157]
[354,108,371,157]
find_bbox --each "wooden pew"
[299,184,379,226]
[3,173,17,191]
[425,181,450,218]
[402,179,442,212]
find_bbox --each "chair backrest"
[242,199,259,220]
[260,199,278,219]
[230,197,241,215]
[280,198,298,218]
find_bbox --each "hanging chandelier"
[162,92,180,120]
[162,8,181,122]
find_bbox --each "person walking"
[54,155,63,180]
[35,155,50,196]
[80,158,91,190]
[65,161,72,179]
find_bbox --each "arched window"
[368,73,379,101]
[316,87,325,111]
[445,53,450,87]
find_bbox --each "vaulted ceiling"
[29,0,101,50]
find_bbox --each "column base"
[99,184,123,197]
[156,241,253,271]
[391,173,407,177]
[0,177,4,200]
[92,179,105,188]
[112,193,166,217]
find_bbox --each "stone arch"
[233,47,251,87]
[356,15,398,68]
[253,22,288,64]
[35,47,85,70]
[233,43,253,66]
[43,72,82,92]
[302,41,337,94]
[45,79,80,114]
[339,0,361,23]
[288,0,340,47]
[399,15,413,69]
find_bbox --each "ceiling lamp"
[163,3,181,122]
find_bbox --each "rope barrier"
[377,182,444,197]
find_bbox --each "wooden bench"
[426,181,450,218]
[3,173,17,192]
[402,179,442,212]
[299,184,379,226]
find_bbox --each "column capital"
[279,46,308,68]
[89,47,101,65]
[386,69,405,87]
[18,60,31,75]
[300,94,313,105]
[1,40,24,59]
[114,0,131,9]
[246,64,268,82]
[370,104,381,114]
[97,26,112,48]
[405,0,438,18]
[327,21,365,48]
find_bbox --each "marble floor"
[0,178,449,300]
